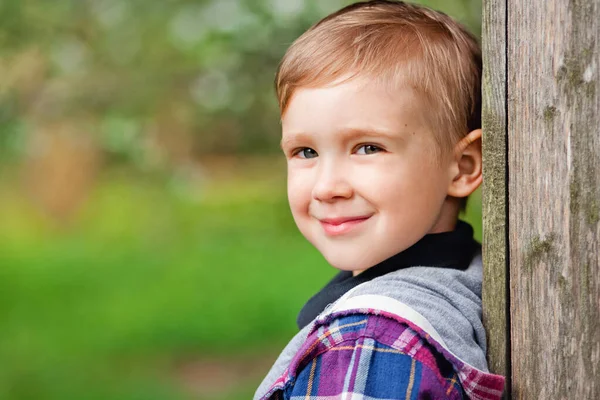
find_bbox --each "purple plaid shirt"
[258,312,505,399]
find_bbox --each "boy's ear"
[447,129,482,198]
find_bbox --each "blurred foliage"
[0,0,481,168]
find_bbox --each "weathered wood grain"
[482,0,510,385]
[507,0,600,398]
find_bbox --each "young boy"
[255,1,505,398]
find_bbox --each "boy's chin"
[321,249,382,274]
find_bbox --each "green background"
[0,1,482,398]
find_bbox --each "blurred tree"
[0,0,481,158]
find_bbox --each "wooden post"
[483,0,600,398]
[481,0,510,384]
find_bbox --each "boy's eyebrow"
[280,132,313,150]
[339,126,401,141]
[281,126,402,149]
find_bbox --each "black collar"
[296,220,480,329]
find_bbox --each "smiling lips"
[319,215,372,236]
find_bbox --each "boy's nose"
[311,162,353,202]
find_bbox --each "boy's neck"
[428,197,461,234]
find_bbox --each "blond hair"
[275,0,482,153]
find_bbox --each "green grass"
[0,166,481,400]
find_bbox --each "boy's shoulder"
[344,251,487,369]
[255,260,505,400]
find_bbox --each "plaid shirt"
[258,311,505,400]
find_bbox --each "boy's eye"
[356,144,382,155]
[295,147,318,159]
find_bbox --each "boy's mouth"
[319,215,372,236]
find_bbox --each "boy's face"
[281,78,457,273]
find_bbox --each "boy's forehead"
[282,79,429,134]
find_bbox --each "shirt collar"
[296,220,480,329]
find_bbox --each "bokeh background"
[0,0,482,399]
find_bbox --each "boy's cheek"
[287,177,312,214]
[287,169,313,193]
